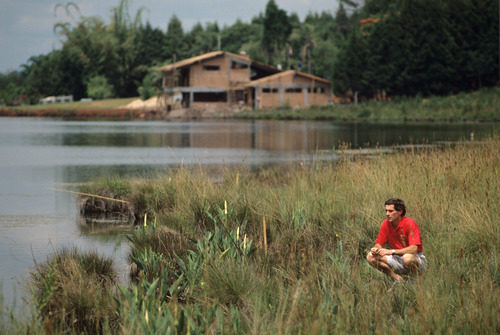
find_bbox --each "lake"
[0,117,497,306]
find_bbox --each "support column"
[254,87,259,109]
[190,91,194,114]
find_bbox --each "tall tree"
[164,15,186,62]
[262,0,291,65]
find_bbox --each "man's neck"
[391,217,401,228]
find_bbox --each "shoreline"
[1,107,499,123]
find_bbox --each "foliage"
[2,0,497,103]
[30,247,117,333]
[262,0,292,65]
[137,69,162,100]
[3,137,499,333]
[87,75,114,100]
[333,0,499,97]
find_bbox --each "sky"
[0,0,340,73]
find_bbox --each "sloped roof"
[246,70,330,86]
[158,51,280,74]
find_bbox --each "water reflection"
[2,119,496,151]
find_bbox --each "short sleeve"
[375,221,388,245]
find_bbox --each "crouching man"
[367,198,427,281]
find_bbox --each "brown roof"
[157,51,280,74]
[246,70,330,86]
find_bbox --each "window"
[286,88,302,93]
[231,62,249,69]
[203,65,220,71]
[193,92,227,102]
[262,88,279,93]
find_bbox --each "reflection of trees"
[52,121,499,156]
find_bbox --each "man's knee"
[402,254,418,267]
[366,252,375,264]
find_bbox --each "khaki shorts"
[385,253,427,274]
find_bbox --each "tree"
[0,71,25,105]
[334,3,352,39]
[262,0,291,65]
[138,69,162,100]
[333,30,369,96]
[164,15,186,62]
[136,23,167,66]
[87,75,114,99]
[221,19,254,54]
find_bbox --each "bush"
[137,70,162,100]
[87,75,114,100]
[30,248,118,333]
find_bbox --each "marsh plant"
[30,248,118,333]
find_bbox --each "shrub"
[30,248,117,333]
[87,75,114,100]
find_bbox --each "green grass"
[236,87,500,122]
[3,137,499,334]
[10,97,137,111]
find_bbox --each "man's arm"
[377,244,418,256]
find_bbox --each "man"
[366,198,426,281]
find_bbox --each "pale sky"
[0,0,340,73]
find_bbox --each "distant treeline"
[0,0,498,105]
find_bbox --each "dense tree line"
[0,0,497,105]
[334,0,499,98]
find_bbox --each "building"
[159,51,331,112]
[246,70,331,109]
[39,95,74,104]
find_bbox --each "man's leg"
[402,254,420,276]
[366,252,403,281]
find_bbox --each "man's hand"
[371,247,392,256]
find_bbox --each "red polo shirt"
[376,216,423,252]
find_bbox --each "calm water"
[0,117,498,305]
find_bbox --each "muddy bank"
[0,105,242,120]
[0,108,172,120]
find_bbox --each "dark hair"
[385,198,406,216]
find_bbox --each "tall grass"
[4,137,498,333]
[30,248,118,334]
[117,137,500,333]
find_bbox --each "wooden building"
[159,51,331,111]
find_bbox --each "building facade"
[159,51,332,111]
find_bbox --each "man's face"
[385,204,402,223]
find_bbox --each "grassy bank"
[2,138,499,334]
[237,87,500,122]
[2,88,500,122]
[8,97,137,111]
